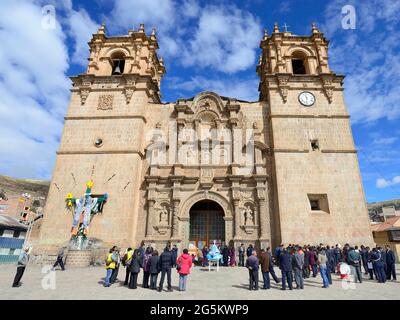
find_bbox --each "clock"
[298,91,315,106]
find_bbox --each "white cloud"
[0,0,70,179]
[322,0,400,123]
[376,176,400,189]
[372,137,397,146]
[106,0,262,74]
[181,5,261,73]
[68,8,99,66]
[108,0,176,34]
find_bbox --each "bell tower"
[38,24,166,254]
[258,23,374,246]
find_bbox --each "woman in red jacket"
[176,248,193,291]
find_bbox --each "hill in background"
[0,175,49,199]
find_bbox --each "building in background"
[0,214,27,264]
[368,199,400,222]
[371,216,400,263]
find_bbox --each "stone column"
[256,178,271,248]
[233,199,241,239]
[171,176,183,241]
[171,200,180,239]
[146,200,155,237]
[258,199,270,239]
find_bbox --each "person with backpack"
[122,247,133,286]
[104,246,117,287]
[176,248,193,291]
[142,247,153,288]
[129,249,143,289]
[149,250,160,290]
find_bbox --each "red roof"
[371,216,400,232]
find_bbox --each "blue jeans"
[311,264,318,277]
[262,271,270,289]
[104,268,113,287]
[374,262,386,283]
[179,274,187,291]
[294,268,304,288]
[320,266,329,287]
[281,270,293,290]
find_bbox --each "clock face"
[298,91,315,106]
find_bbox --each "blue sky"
[0,0,399,203]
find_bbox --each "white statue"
[244,205,254,225]
[159,205,169,225]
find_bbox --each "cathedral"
[37,23,373,258]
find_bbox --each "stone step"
[65,250,92,267]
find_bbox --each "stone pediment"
[191,92,225,117]
[175,92,227,120]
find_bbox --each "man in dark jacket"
[149,250,160,290]
[279,248,293,290]
[238,244,245,267]
[386,245,397,281]
[246,244,254,258]
[171,245,178,267]
[327,246,336,274]
[129,249,143,289]
[158,247,174,292]
[259,249,271,289]
[334,244,341,267]
[372,248,386,283]
[303,247,310,278]
[274,244,283,267]
[380,247,388,276]
[246,250,259,290]
[360,245,369,275]
[222,245,229,266]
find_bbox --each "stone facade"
[35,23,373,257]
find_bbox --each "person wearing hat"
[12,246,30,287]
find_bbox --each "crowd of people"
[244,243,397,291]
[10,241,397,293]
[103,243,193,292]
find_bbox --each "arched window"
[111,52,125,75]
[291,51,308,75]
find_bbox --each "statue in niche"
[159,205,169,225]
[243,205,254,226]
